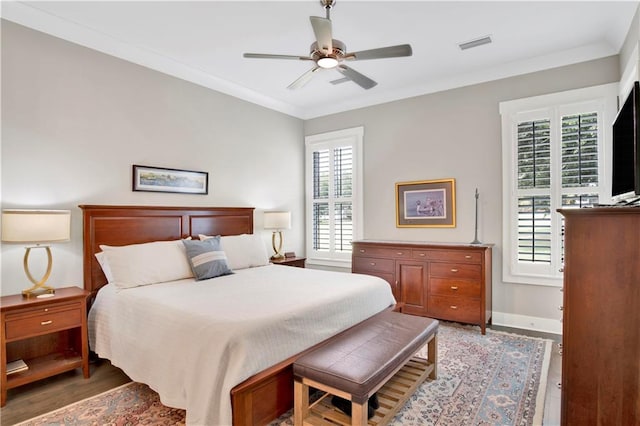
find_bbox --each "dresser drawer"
[352,245,411,259]
[414,249,481,263]
[430,278,481,298]
[5,301,82,341]
[428,295,481,324]
[430,263,481,280]
[352,257,395,274]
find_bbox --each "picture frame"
[132,165,208,195]
[396,178,456,227]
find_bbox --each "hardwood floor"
[1,358,130,425]
[1,327,562,425]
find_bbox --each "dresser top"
[353,240,494,248]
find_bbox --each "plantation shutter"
[311,147,353,253]
[500,83,616,286]
[334,147,353,253]
[306,127,363,267]
[312,150,330,251]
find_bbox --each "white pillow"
[99,239,194,289]
[95,251,114,283]
[200,234,269,270]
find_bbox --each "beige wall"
[0,21,305,295]
[305,56,620,332]
[0,18,625,333]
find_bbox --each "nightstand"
[271,256,306,268]
[1,286,90,406]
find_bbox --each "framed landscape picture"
[132,165,208,194]
[396,178,456,227]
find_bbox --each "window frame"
[305,126,363,268]
[500,83,618,286]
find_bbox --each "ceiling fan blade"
[330,77,350,85]
[345,44,413,61]
[310,16,333,54]
[337,65,377,90]
[287,66,321,90]
[243,53,313,61]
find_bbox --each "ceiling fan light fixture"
[317,56,339,69]
[243,1,411,90]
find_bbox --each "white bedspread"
[88,264,395,426]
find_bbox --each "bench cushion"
[293,310,438,403]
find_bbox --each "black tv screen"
[611,81,640,200]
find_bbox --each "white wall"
[619,2,640,96]
[0,21,305,296]
[304,56,620,333]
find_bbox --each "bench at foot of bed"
[293,310,438,426]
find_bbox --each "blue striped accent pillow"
[182,237,233,281]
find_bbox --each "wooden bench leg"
[428,334,438,380]
[294,380,309,426]
[351,401,368,426]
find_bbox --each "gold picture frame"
[396,178,456,227]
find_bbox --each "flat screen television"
[611,80,640,204]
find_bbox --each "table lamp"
[264,211,291,260]
[1,209,71,298]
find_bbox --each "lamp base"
[271,231,285,261]
[22,285,56,298]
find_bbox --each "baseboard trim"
[492,311,562,335]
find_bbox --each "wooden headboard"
[80,205,254,299]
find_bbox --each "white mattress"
[88,264,395,425]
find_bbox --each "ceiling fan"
[243,0,412,90]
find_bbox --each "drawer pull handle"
[451,268,459,273]
[44,308,49,312]
[419,253,426,257]
[397,252,403,256]
[370,262,376,266]
[41,320,53,326]
[450,305,458,310]
[558,306,563,311]
[450,286,458,290]
[465,255,472,259]
[360,249,365,253]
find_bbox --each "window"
[305,127,363,267]
[500,83,617,286]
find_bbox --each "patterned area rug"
[17,323,551,426]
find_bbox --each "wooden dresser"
[352,241,492,334]
[558,208,639,425]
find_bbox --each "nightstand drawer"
[430,263,481,280]
[5,302,82,341]
[352,257,395,273]
[430,278,481,298]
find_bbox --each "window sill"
[306,258,352,271]
[503,272,563,287]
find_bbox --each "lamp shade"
[263,211,291,230]
[1,210,71,243]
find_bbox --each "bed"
[80,205,396,426]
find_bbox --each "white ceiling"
[2,1,638,119]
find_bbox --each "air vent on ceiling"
[458,35,492,51]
